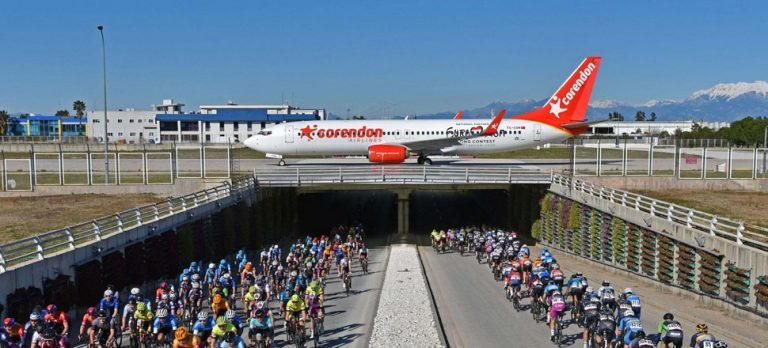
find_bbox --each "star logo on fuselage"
[300,125,317,140]
[548,97,567,119]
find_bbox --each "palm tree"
[73,100,86,136]
[0,110,9,136]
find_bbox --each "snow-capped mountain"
[412,81,768,122]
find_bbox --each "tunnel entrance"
[296,185,548,242]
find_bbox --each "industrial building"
[7,115,87,137]
[86,99,326,144]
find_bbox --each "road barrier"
[254,166,553,186]
[0,175,257,273]
[545,173,768,317]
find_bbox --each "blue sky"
[1,1,766,117]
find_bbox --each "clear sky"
[2,0,766,117]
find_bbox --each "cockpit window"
[257,130,272,136]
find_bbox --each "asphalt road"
[419,245,766,348]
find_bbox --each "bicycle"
[286,317,305,348]
[361,258,368,275]
[552,310,565,346]
[508,287,521,312]
[570,301,582,327]
[531,298,541,323]
[476,249,482,264]
[343,273,352,296]
[311,315,324,348]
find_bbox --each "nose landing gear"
[417,155,432,165]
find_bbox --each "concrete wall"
[590,176,768,192]
[0,178,220,197]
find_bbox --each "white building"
[588,120,730,136]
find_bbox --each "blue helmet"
[190,261,198,268]
[220,259,227,265]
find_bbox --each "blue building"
[7,115,87,138]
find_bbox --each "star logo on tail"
[300,125,318,140]
[548,97,567,119]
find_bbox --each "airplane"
[244,56,602,166]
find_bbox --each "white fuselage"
[244,119,572,156]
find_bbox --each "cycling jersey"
[218,336,246,348]
[544,282,559,295]
[99,297,120,315]
[193,319,213,336]
[628,337,655,348]
[152,316,178,334]
[690,332,717,348]
[212,299,231,315]
[173,336,201,348]
[659,320,684,346]
[619,318,643,344]
[625,293,641,317]
[286,299,306,313]
[506,272,522,286]
[249,317,273,331]
[211,323,235,339]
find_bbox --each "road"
[419,245,767,348]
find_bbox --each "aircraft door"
[533,124,541,141]
[285,125,294,143]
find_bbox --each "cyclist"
[617,309,643,347]
[23,312,44,348]
[211,317,235,348]
[689,323,718,348]
[566,272,585,306]
[219,274,236,308]
[121,300,137,335]
[598,281,617,313]
[90,309,115,348]
[593,307,616,347]
[581,294,601,348]
[548,290,567,341]
[505,266,523,302]
[550,264,565,290]
[284,294,307,341]
[211,295,230,320]
[340,256,352,291]
[306,291,323,340]
[219,331,245,348]
[224,311,243,336]
[359,244,369,264]
[626,330,655,348]
[156,282,174,305]
[240,262,256,301]
[78,307,97,342]
[204,264,218,297]
[43,304,70,345]
[622,288,642,319]
[4,318,23,347]
[134,301,154,337]
[153,308,178,346]
[173,327,200,348]
[248,309,273,347]
[192,311,213,348]
[658,313,684,348]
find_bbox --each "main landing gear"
[278,159,286,166]
[417,155,432,165]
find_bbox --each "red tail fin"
[513,57,601,133]
[481,109,506,136]
[453,111,463,120]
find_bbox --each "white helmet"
[272,260,278,266]
[290,271,297,277]
[209,263,216,269]
[277,266,284,271]
[169,293,177,300]
[309,292,316,299]
[624,309,634,318]
[104,290,113,297]
[191,274,200,281]
[624,287,633,294]
[256,302,264,310]
[161,293,169,300]
[131,288,140,296]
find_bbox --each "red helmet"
[4,318,14,326]
[160,282,168,289]
[87,307,96,315]
[47,304,57,313]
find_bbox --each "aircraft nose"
[244,135,259,150]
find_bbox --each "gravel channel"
[369,245,444,348]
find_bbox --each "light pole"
[97,25,109,184]
[762,126,767,178]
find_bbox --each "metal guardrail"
[253,166,553,186]
[551,173,768,251]
[0,175,257,273]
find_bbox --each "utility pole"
[763,126,767,178]
[98,25,109,184]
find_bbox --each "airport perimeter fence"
[0,142,238,191]
[0,174,258,273]
[545,173,768,315]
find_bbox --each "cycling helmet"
[191,274,201,281]
[175,327,188,341]
[602,280,610,287]
[224,331,237,343]
[663,313,674,321]
[29,312,41,321]
[623,309,634,318]
[131,287,140,296]
[575,272,582,277]
[182,276,190,282]
[209,263,215,269]
[309,292,316,300]
[271,260,278,266]
[47,304,57,312]
[714,341,728,348]
[551,263,560,270]
[3,318,14,326]
[306,262,312,268]
[169,293,177,300]
[161,293,169,301]
[624,287,633,294]
[215,316,227,326]
[197,311,209,321]
[213,294,222,304]
[129,299,137,306]
[254,293,261,301]
[586,287,594,294]
[156,309,168,319]
[291,294,300,302]
[255,309,265,317]
[220,259,227,265]
[245,262,253,271]
[696,323,708,333]
[225,310,236,320]
[137,302,147,311]
[277,265,284,271]
[41,327,56,340]
[635,330,645,339]
[290,271,297,277]
[221,273,230,281]
[104,289,113,298]
[98,309,108,318]
[255,302,264,310]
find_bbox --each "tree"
[0,110,9,136]
[351,115,367,120]
[608,111,624,121]
[649,112,657,122]
[73,100,86,136]
[635,111,646,122]
[55,110,70,117]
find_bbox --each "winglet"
[453,111,463,120]
[481,109,506,136]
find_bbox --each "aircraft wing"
[561,119,609,129]
[398,110,506,154]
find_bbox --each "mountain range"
[386,81,768,122]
